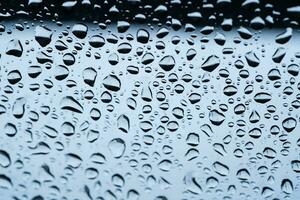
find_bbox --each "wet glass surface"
[1,1,300,200]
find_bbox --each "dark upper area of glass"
[1,0,300,28]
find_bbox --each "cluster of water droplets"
[0,18,299,200]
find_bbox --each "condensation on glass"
[0,1,300,200]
